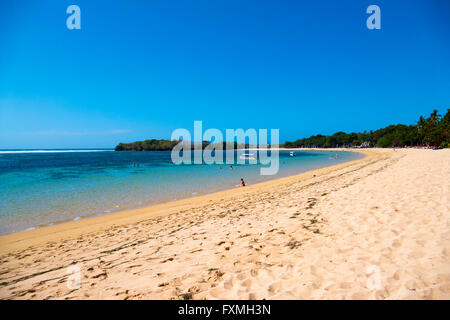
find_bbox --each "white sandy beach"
[0,148,448,300]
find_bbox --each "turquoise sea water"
[0,150,364,235]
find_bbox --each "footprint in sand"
[241,278,252,289]
[268,281,283,295]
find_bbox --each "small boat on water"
[239,153,256,160]
[289,151,295,157]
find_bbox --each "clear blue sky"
[0,0,449,148]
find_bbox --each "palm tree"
[430,109,441,125]
[417,115,426,145]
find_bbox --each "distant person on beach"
[230,165,233,170]
[241,178,246,187]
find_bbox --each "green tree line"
[283,109,449,148]
[115,139,179,151]
[115,140,251,151]
[115,109,449,151]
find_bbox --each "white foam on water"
[0,150,114,154]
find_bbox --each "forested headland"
[115,139,179,151]
[115,109,449,151]
[114,140,250,151]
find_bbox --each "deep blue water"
[0,149,364,235]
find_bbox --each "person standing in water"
[241,178,246,187]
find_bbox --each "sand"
[0,148,448,300]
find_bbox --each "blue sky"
[0,0,449,148]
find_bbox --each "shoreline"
[1,147,448,299]
[0,148,371,255]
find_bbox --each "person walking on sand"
[241,178,246,187]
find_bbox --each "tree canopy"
[283,109,449,148]
[115,109,449,151]
[115,139,179,151]
[115,140,250,151]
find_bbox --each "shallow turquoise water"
[0,150,364,234]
